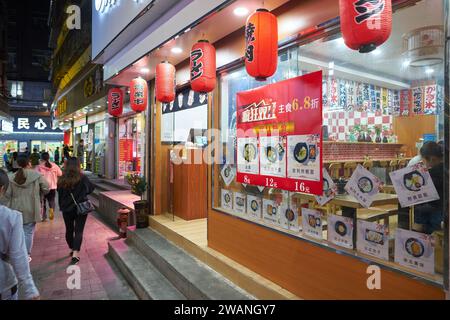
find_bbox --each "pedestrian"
[24,147,30,157]
[37,152,62,221]
[11,152,19,173]
[0,170,40,300]
[57,157,94,265]
[2,154,49,261]
[77,140,85,169]
[54,147,60,165]
[63,144,70,162]
[3,149,12,171]
[29,148,40,168]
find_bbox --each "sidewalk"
[29,210,138,300]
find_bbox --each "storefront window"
[213,0,446,285]
[0,140,18,167]
[118,113,145,180]
[93,121,106,176]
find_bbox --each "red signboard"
[236,71,323,195]
[119,139,133,162]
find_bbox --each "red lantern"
[156,61,175,103]
[245,9,278,81]
[107,88,124,117]
[129,77,148,112]
[340,0,392,53]
[190,40,216,93]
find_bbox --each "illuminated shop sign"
[12,116,62,133]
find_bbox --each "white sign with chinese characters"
[233,192,246,215]
[287,134,320,182]
[327,214,354,249]
[345,164,382,208]
[389,163,440,208]
[221,189,233,211]
[259,136,286,178]
[394,228,435,274]
[315,168,338,206]
[247,195,262,220]
[262,198,280,226]
[356,220,389,260]
[301,208,324,240]
[237,137,259,175]
[279,197,300,232]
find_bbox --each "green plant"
[125,172,148,199]
[374,124,382,136]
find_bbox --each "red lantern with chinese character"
[107,88,124,117]
[129,77,148,112]
[340,0,392,53]
[245,9,278,81]
[190,40,216,93]
[156,61,175,103]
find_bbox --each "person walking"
[37,152,62,221]
[3,149,11,170]
[2,154,49,260]
[54,147,60,165]
[11,152,19,173]
[29,148,40,168]
[57,157,94,265]
[0,170,40,300]
[63,144,70,162]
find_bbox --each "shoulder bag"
[70,192,94,216]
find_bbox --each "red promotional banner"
[236,71,323,195]
[119,139,133,162]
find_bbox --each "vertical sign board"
[236,71,323,195]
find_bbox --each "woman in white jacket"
[0,169,40,300]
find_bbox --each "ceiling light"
[42,102,48,107]
[371,49,382,55]
[97,105,102,108]
[425,68,434,74]
[140,67,150,74]
[89,109,94,112]
[184,27,191,33]
[402,60,410,68]
[337,37,345,45]
[171,47,182,54]
[233,7,249,16]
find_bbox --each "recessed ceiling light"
[171,47,182,54]
[371,49,382,55]
[233,7,249,16]
[140,67,150,74]
[425,68,434,74]
[184,27,191,33]
[97,105,102,108]
[42,102,48,107]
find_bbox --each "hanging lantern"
[340,0,392,53]
[129,77,148,112]
[190,40,216,93]
[156,61,176,103]
[107,88,124,117]
[245,9,278,81]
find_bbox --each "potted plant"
[382,125,390,143]
[374,125,382,143]
[354,124,364,142]
[365,127,373,142]
[126,172,149,229]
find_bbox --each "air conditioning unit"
[402,25,444,67]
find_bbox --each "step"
[108,239,186,300]
[127,227,253,300]
[100,179,131,191]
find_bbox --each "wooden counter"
[172,148,207,220]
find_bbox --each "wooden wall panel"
[208,210,445,300]
[393,115,436,157]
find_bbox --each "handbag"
[70,192,94,216]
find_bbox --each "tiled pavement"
[28,209,138,300]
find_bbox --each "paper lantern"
[107,88,123,117]
[340,0,392,53]
[245,9,278,81]
[129,77,148,112]
[156,61,175,103]
[190,40,216,93]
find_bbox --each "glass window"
[213,0,445,285]
[118,114,145,180]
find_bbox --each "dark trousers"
[43,189,56,212]
[62,209,88,251]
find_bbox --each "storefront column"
[105,117,116,179]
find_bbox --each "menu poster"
[400,89,410,116]
[236,71,323,195]
[262,198,280,226]
[330,77,338,109]
[221,189,233,210]
[315,168,338,206]
[260,136,286,178]
[119,139,133,162]
[389,163,440,208]
[424,85,437,115]
[412,87,424,115]
[345,165,382,208]
[395,228,435,274]
[328,214,354,249]
[279,197,300,232]
[247,195,262,220]
[287,134,321,182]
[356,220,389,260]
[301,208,324,240]
[237,137,259,174]
[220,164,236,187]
[234,192,247,215]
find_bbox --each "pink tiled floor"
[29,209,137,300]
